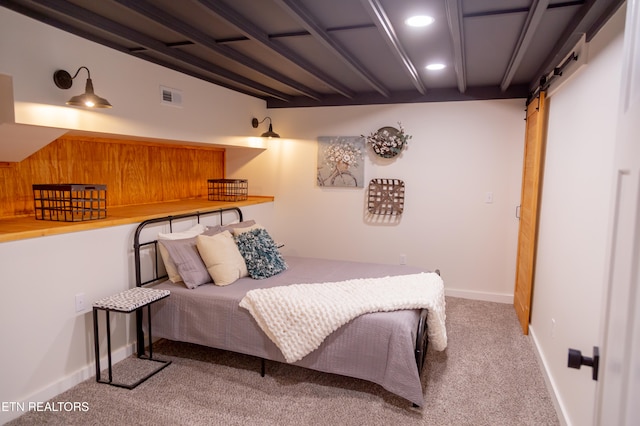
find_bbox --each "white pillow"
[196,231,248,286]
[231,223,264,236]
[158,224,207,283]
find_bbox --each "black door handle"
[568,346,599,381]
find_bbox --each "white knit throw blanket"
[239,272,447,363]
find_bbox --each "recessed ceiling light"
[405,15,435,27]
[426,63,446,71]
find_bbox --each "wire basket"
[33,184,107,221]
[207,179,248,202]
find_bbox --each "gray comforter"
[148,256,439,406]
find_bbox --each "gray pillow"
[158,238,211,289]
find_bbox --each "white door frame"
[595,0,640,424]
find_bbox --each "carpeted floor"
[7,297,559,425]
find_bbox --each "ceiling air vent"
[160,86,183,107]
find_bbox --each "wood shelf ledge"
[0,196,274,243]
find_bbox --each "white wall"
[0,8,270,424]
[0,8,267,150]
[530,5,626,426]
[0,203,275,425]
[228,100,526,301]
[0,225,136,423]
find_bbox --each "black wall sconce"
[251,117,280,138]
[53,66,112,108]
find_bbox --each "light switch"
[484,192,494,203]
[75,293,86,313]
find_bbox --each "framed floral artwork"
[316,136,365,187]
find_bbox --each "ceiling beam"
[273,0,390,98]
[445,0,467,93]
[500,0,550,91]
[112,0,321,101]
[196,0,355,99]
[361,0,426,95]
[267,85,529,108]
[29,0,292,102]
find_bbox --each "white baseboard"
[444,288,513,304]
[0,343,135,425]
[529,325,570,426]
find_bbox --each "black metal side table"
[93,287,171,389]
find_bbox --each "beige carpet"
[8,297,559,425]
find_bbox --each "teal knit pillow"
[235,228,287,279]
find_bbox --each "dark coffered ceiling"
[1,0,624,108]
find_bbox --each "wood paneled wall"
[0,135,225,218]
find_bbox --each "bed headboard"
[133,206,243,288]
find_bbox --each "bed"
[133,207,446,407]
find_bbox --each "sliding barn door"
[514,92,547,335]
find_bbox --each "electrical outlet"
[399,254,407,265]
[551,318,556,338]
[75,293,86,313]
[484,191,494,203]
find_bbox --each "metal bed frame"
[131,206,431,392]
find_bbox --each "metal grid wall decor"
[367,178,405,215]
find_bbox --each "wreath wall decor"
[364,123,411,158]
